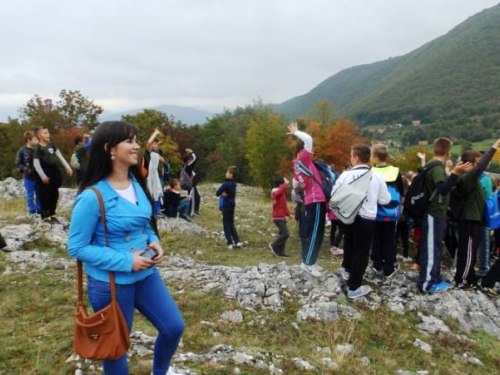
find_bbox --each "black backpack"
[404,163,439,218]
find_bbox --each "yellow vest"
[372,165,399,183]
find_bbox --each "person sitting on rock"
[163,178,191,221]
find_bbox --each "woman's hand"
[148,242,165,264]
[132,251,155,271]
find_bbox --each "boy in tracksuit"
[478,167,494,277]
[15,131,41,215]
[270,177,292,257]
[216,166,242,249]
[332,144,391,299]
[454,139,500,289]
[33,126,73,220]
[288,123,326,278]
[371,144,405,277]
[417,138,472,293]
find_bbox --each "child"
[182,148,200,217]
[332,144,391,299]
[15,131,41,215]
[216,166,242,249]
[417,138,471,293]
[270,177,291,257]
[288,123,326,278]
[371,144,405,277]
[33,126,73,219]
[163,179,191,221]
[73,133,92,185]
[453,139,500,289]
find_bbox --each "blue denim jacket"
[67,176,159,284]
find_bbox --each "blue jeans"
[23,177,41,214]
[88,269,184,375]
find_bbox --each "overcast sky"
[1,0,499,120]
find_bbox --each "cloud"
[1,0,498,119]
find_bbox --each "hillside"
[101,104,213,126]
[2,180,500,373]
[276,3,500,140]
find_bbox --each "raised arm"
[287,123,313,153]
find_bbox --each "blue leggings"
[88,269,184,375]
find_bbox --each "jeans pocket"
[87,277,111,310]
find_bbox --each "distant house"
[418,140,428,146]
[412,120,421,126]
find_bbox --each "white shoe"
[340,268,350,281]
[312,263,324,272]
[227,244,234,250]
[235,242,243,248]
[301,262,322,278]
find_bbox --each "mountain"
[276,4,500,130]
[101,104,213,126]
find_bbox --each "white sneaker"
[227,244,234,250]
[348,285,371,299]
[330,246,344,255]
[235,242,243,248]
[301,262,322,278]
[340,268,350,281]
[312,263,324,272]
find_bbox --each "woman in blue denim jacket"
[67,121,184,375]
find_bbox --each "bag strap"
[77,187,117,306]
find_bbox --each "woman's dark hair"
[77,122,158,233]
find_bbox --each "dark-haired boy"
[73,133,92,185]
[33,126,73,219]
[453,138,500,289]
[270,177,292,257]
[417,138,472,293]
[216,166,242,249]
[15,131,41,215]
[288,123,326,278]
[332,144,391,299]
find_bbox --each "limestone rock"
[413,339,432,355]
[220,310,244,323]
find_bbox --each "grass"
[1,184,500,374]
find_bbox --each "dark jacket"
[15,146,37,179]
[163,189,185,217]
[458,147,497,222]
[216,179,237,210]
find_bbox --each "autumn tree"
[314,118,369,171]
[20,90,103,130]
[122,109,183,173]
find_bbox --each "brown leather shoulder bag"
[73,186,131,360]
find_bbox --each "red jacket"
[272,183,291,219]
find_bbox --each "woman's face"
[110,136,140,167]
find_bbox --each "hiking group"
[5,119,500,374]
[274,123,500,300]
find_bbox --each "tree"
[245,111,291,189]
[314,118,369,170]
[20,90,103,130]
[122,109,182,173]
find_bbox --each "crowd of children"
[10,123,500,301]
